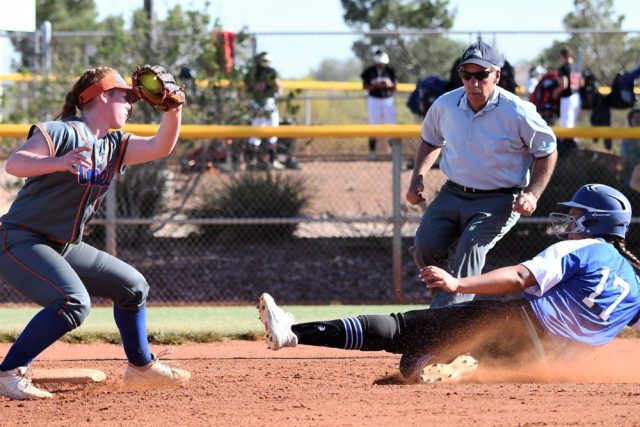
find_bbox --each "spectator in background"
[360,50,397,161]
[554,47,583,128]
[277,118,302,170]
[620,109,640,189]
[244,52,285,170]
[526,64,547,97]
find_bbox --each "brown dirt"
[2,340,640,426]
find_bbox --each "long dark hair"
[56,67,116,120]
[603,235,640,274]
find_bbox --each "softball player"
[259,184,640,383]
[360,50,397,161]
[556,47,582,129]
[0,67,190,400]
[244,52,284,170]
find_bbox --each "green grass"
[0,305,425,344]
[4,305,638,344]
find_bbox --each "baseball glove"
[131,65,185,112]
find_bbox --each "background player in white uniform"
[360,50,397,160]
[244,52,284,170]
[258,184,640,382]
[555,47,582,129]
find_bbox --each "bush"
[192,171,310,242]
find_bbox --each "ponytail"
[606,236,640,274]
[55,67,117,120]
[57,91,79,119]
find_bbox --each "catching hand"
[131,65,186,112]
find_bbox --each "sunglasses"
[458,69,493,81]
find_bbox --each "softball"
[139,72,162,93]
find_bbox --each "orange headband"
[77,72,132,105]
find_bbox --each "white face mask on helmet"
[550,212,587,239]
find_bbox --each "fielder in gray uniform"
[0,67,190,400]
[406,41,558,308]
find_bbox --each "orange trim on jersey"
[69,182,92,242]
[78,72,132,105]
[1,230,68,299]
[91,187,104,212]
[33,123,55,156]
[67,122,97,242]
[67,121,92,147]
[116,132,132,171]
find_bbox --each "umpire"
[406,41,558,308]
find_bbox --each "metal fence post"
[39,21,52,121]
[391,138,403,301]
[304,90,311,125]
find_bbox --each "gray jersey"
[0,116,130,243]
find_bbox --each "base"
[31,368,107,384]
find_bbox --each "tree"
[341,0,453,31]
[539,0,640,84]
[340,0,463,82]
[9,0,99,72]
[5,0,260,239]
[311,58,363,81]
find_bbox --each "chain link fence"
[1,133,639,305]
[2,29,640,304]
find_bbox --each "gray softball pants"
[0,227,148,330]
[413,181,520,308]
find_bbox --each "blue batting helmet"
[556,184,632,238]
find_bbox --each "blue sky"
[3,0,640,77]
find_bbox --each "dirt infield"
[2,340,640,426]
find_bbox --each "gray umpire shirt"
[421,86,557,190]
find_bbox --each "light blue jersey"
[421,86,556,190]
[522,238,640,346]
[522,239,640,345]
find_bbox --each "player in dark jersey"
[360,50,397,160]
[244,52,284,170]
[555,46,583,128]
[258,184,640,383]
[0,67,190,400]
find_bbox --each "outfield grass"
[0,305,425,344]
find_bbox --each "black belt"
[448,181,522,194]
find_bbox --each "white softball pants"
[367,96,396,125]
[559,93,581,128]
